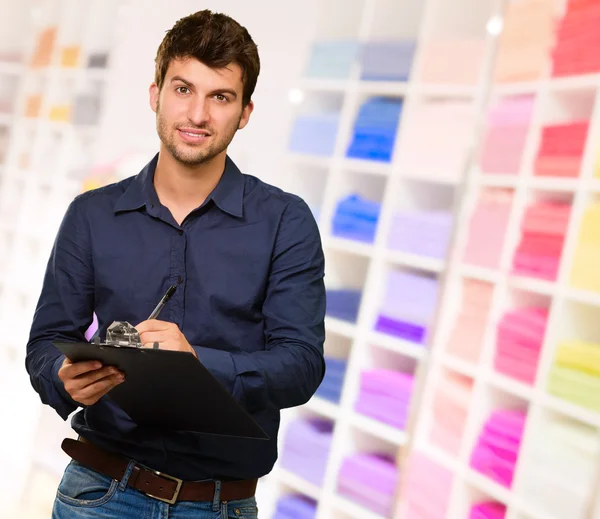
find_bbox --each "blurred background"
[2,0,600,518]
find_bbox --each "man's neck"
[153,147,226,220]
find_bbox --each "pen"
[147,284,178,320]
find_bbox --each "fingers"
[135,320,174,334]
[74,373,125,406]
[138,331,168,346]
[59,358,103,381]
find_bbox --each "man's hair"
[154,10,260,106]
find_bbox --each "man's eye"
[176,87,190,94]
[215,94,227,101]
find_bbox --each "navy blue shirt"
[25,153,326,481]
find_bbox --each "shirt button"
[178,230,183,236]
[177,275,183,284]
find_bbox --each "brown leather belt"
[61,438,257,504]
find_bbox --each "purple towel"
[470,501,506,519]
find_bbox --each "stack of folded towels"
[315,356,347,404]
[478,95,535,175]
[494,307,549,385]
[325,289,362,323]
[346,97,403,162]
[446,279,494,363]
[548,340,600,413]
[512,201,571,280]
[304,40,359,79]
[518,412,600,518]
[395,99,474,181]
[399,451,454,519]
[417,37,486,84]
[492,0,555,83]
[469,502,506,519]
[374,270,439,345]
[273,495,317,519]
[280,418,334,486]
[551,0,600,77]
[570,202,600,292]
[331,193,381,243]
[359,40,416,81]
[429,370,473,456]
[387,209,453,259]
[534,120,589,177]
[463,189,513,269]
[337,452,398,516]
[288,110,341,157]
[470,409,527,488]
[354,368,414,430]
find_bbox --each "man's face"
[149,57,253,167]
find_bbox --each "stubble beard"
[156,102,242,167]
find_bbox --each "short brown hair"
[154,10,260,106]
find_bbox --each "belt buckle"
[145,470,183,504]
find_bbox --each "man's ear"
[149,83,159,113]
[238,100,254,130]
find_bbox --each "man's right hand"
[58,359,125,406]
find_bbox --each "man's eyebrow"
[170,75,194,88]
[208,88,238,99]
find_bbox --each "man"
[25,9,326,519]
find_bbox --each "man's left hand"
[135,320,197,358]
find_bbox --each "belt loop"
[118,460,137,492]
[211,480,221,511]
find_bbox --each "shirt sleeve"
[25,196,95,420]
[192,198,326,412]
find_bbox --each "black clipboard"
[53,341,269,440]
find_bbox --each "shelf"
[563,287,600,307]
[415,83,478,97]
[287,153,333,169]
[541,394,600,428]
[401,171,462,185]
[357,80,408,96]
[487,370,534,402]
[527,176,579,192]
[440,354,477,378]
[305,395,340,421]
[299,78,349,92]
[369,331,427,360]
[460,265,501,284]
[548,73,600,93]
[324,236,374,257]
[385,250,445,273]
[349,412,409,446]
[464,469,513,507]
[274,468,322,501]
[325,317,357,339]
[491,80,541,97]
[341,158,393,176]
[329,494,387,519]
[508,275,558,297]
[476,174,518,188]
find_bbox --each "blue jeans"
[52,460,259,518]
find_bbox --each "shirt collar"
[114,153,245,218]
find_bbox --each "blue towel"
[332,194,381,242]
[305,41,360,79]
[360,40,416,81]
[347,97,403,162]
[275,494,318,519]
[326,289,362,322]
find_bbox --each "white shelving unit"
[267,0,506,517]
[0,1,125,517]
[397,0,600,518]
